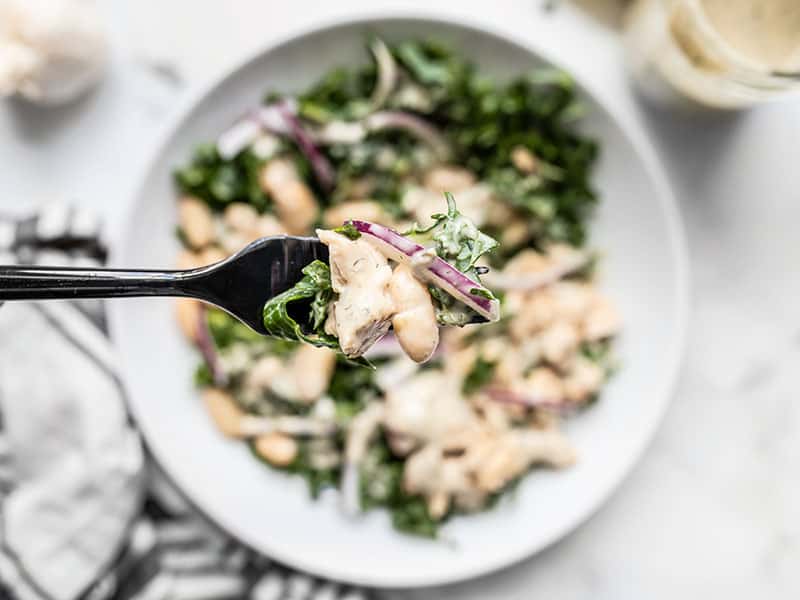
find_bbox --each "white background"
[2,1,800,598]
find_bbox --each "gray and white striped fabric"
[0,206,373,600]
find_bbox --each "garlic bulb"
[0,0,109,105]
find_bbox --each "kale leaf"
[360,435,440,538]
[332,222,361,240]
[462,357,497,395]
[175,145,270,212]
[262,260,339,349]
[407,192,499,326]
[433,193,498,278]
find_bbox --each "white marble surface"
[2,1,800,598]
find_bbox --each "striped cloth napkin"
[0,205,373,600]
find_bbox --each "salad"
[173,38,620,537]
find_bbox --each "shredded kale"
[427,285,474,327]
[408,192,499,280]
[174,226,190,247]
[328,358,380,416]
[462,357,497,395]
[207,307,264,349]
[298,62,376,122]
[250,441,338,499]
[262,260,339,350]
[175,145,271,212]
[581,339,617,377]
[194,363,214,387]
[332,222,361,240]
[469,287,495,300]
[406,192,499,326]
[360,435,440,538]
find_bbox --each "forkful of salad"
[0,194,500,363]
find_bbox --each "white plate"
[109,15,688,588]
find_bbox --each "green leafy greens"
[462,357,497,395]
[360,435,440,537]
[393,41,598,248]
[175,144,272,212]
[407,192,499,281]
[262,260,338,349]
[407,192,499,326]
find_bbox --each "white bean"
[259,158,318,234]
[176,247,226,270]
[244,356,284,392]
[322,201,385,228]
[176,250,202,270]
[202,388,245,438]
[423,166,476,193]
[223,202,259,234]
[501,218,530,248]
[524,367,564,401]
[175,299,200,341]
[253,432,298,466]
[510,145,538,174]
[292,346,337,403]
[178,196,215,248]
[256,214,286,237]
[584,296,622,341]
[388,265,439,363]
[201,247,227,264]
[540,321,580,365]
[563,357,605,403]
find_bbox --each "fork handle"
[0,264,201,301]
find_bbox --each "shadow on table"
[3,83,104,143]
[566,0,628,29]
[636,98,749,231]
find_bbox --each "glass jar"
[623,0,800,109]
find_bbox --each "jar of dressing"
[623,0,800,109]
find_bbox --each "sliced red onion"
[349,220,500,322]
[276,99,336,190]
[482,252,589,292]
[368,37,397,110]
[215,98,336,188]
[255,99,296,135]
[217,118,261,159]
[217,100,296,159]
[195,305,227,387]
[312,111,450,163]
[365,111,451,160]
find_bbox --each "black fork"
[0,236,328,334]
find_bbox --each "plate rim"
[108,10,690,588]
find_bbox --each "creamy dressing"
[402,422,576,517]
[701,0,800,72]
[383,370,476,446]
[625,0,800,109]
